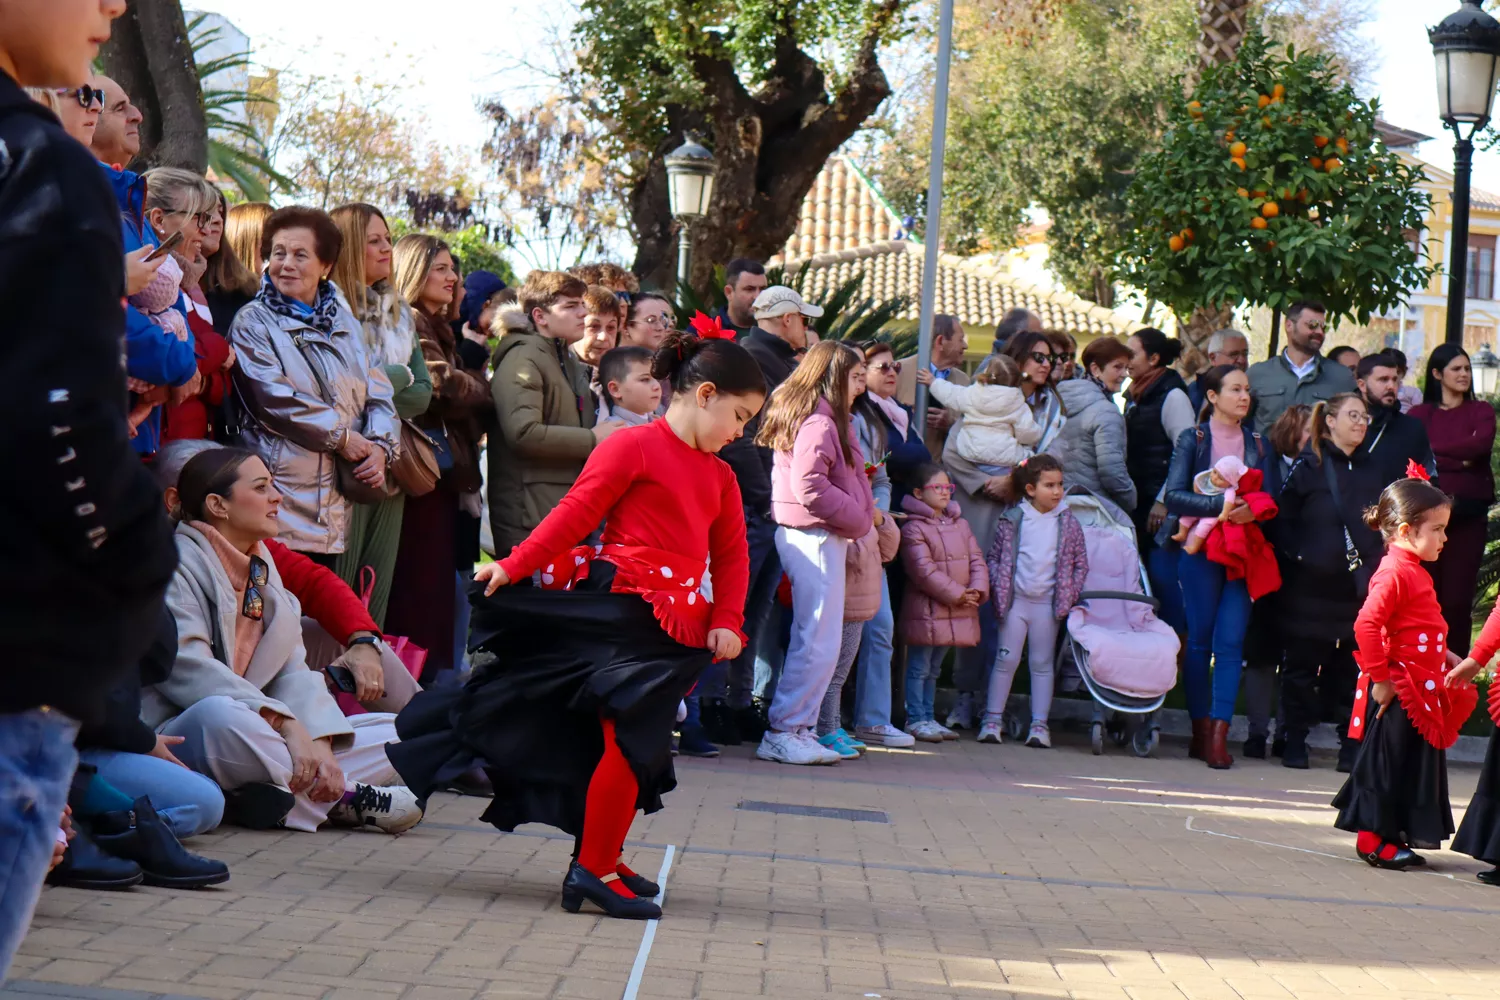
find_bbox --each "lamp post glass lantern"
[664,136,716,294]
[1473,343,1500,396]
[1431,1,1500,345]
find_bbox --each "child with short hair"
[1332,465,1478,869]
[917,354,1040,475]
[898,463,989,742]
[982,455,1088,747]
[1170,454,1248,555]
[599,346,661,427]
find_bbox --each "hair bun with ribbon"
[1405,458,1431,482]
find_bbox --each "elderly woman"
[328,203,433,627]
[148,448,421,834]
[387,233,491,680]
[1052,336,1135,515]
[229,206,399,559]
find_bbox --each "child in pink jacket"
[899,462,989,743]
[753,342,876,766]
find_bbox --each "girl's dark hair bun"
[1364,478,1450,540]
[650,330,767,398]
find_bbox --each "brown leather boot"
[1206,719,1234,769]
[1188,718,1210,761]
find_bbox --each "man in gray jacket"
[1246,300,1356,434]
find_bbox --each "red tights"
[579,718,641,897]
[1355,830,1401,861]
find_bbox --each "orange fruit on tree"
[1310,156,1324,169]
[1262,116,1273,128]
[1250,217,1268,230]
[1229,141,1247,157]
[1313,135,1329,148]
[1336,136,1349,154]
[1325,157,1343,172]
[1257,94,1271,109]
[1231,156,1247,170]
[1169,234,1186,252]
[1298,189,1309,202]
[1262,201,1280,218]
[1272,83,1285,100]
[1252,189,1268,198]
[1181,228,1195,242]
[1267,240,1277,249]
[1236,187,1250,198]
[1225,128,1236,141]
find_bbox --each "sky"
[191,0,1500,222]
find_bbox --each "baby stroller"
[1056,488,1179,756]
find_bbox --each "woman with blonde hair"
[226,201,274,276]
[326,204,434,626]
[201,188,258,329]
[386,233,491,680]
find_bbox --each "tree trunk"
[1178,304,1235,375]
[1191,0,1252,85]
[629,3,900,294]
[100,0,207,172]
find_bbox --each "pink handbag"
[335,568,427,716]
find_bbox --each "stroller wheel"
[1090,720,1104,756]
[1132,726,1159,758]
[1005,713,1026,743]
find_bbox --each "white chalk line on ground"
[621,843,676,1000]
[1185,815,1492,889]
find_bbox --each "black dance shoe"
[45,827,144,890]
[1476,867,1500,885]
[618,869,660,897]
[1405,850,1428,866]
[1242,734,1267,760]
[1360,844,1420,870]
[93,797,230,889]
[560,862,662,919]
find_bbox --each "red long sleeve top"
[1410,400,1496,503]
[1468,600,1500,727]
[1352,545,1477,748]
[498,418,750,647]
[265,538,378,643]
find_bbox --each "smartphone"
[323,664,357,694]
[144,230,185,262]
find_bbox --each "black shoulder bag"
[1321,456,1375,599]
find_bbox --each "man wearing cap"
[896,313,971,456]
[700,286,824,747]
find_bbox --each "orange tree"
[1119,29,1432,333]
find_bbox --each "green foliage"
[1119,29,1433,325]
[388,220,517,285]
[186,13,289,201]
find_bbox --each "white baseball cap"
[752,285,824,321]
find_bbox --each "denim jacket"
[1155,422,1269,547]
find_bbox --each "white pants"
[301,619,422,714]
[162,695,401,832]
[984,596,1059,725]
[768,526,848,733]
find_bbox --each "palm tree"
[187,13,289,201]
[1195,0,1253,78]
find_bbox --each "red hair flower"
[1405,458,1431,482]
[688,311,734,341]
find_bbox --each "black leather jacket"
[1155,421,1270,547]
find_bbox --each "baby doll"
[1172,454,1248,555]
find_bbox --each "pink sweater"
[770,398,875,539]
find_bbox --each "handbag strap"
[357,565,376,609]
[290,333,338,409]
[1320,454,1363,570]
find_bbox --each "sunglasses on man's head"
[56,86,104,109]
[242,555,269,621]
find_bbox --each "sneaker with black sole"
[223,782,294,830]
[327,783,424,834]
[676,724,721,757]
[92,797,229,889]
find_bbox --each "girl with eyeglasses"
[621,293,676,351]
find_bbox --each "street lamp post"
[1431,0,1500,346]
[1473,343,1500,396]
[663,135,716,300]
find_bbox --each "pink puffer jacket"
[897,495,989,647]
[844,516,900,622]
[770,399,875,539]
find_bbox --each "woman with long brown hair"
[327,204,434,626]
[754,340,877,765]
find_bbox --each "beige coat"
[895,355,972,458]
[486,306,598,558]
[844,515,900,622]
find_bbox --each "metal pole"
[1446,131,1475,345]
[1267,307,1281,360]
[677,224,693,305]
[913,0,956,432]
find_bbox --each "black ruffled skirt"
[387,563,711,838]
[1332,700,1453,849]
[1452,726,1500,864]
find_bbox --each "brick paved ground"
[13,728,1500,1000]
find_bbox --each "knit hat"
[459,270,507,329]
[752,285,824,321]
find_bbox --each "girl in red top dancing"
[1445,587,1500,885]
[388,328,764,920]
[1332,463,1478,869]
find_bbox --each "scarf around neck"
[871,392,910,440]
[1127,365,1168,404]
[257,272,340,334]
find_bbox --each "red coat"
[1203,468,1281,601]
[162,306,232,442]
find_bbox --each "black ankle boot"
[560,862,661,919]
[93,798,230,889]
[223,783,294,829]
[1243,734,1267,759]
[45,827,143,890]
[1282,734,1310,769]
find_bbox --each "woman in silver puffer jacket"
[229,206,399,556]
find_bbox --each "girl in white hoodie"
[918,354,1041,475]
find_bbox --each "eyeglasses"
[1029,352,1055,366]
[924,483,956,494]
[56,86,104,109]
[636,312,675,330]
[167,208,214,231]
[242,555,269,621]
[1339,410,1371,424]
[869,361,902,374]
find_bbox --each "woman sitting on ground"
[146,447,423,835]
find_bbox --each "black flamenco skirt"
[387,561,711,838]
[1332,699,1454,850]
[1452,726,1500,864]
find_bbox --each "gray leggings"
[817,621,866,736]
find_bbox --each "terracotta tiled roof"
[783,241,1136,339]
[775,157,912,261]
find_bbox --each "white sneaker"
[945,692,974,730]
[1026,722,1052,749]
[327,783,424,834]
[854,724,916,749]
[977,721,1002,744]
[904,720,945,743]
[934,722,959,741]
[757,730,841,765]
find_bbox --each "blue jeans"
[1146,540,1186,635]
[1178,550,1251,721]
[705,510,780,706]
[853,572,895,729]
[0,709,79,983]
[77,749,225,839]
[905,646,948,723]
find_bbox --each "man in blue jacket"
[92,74,198,456]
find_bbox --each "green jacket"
[1246,351,1356,435]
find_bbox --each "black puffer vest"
[1124,368,1189,522]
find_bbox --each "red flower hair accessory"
[688,311,734,341]
[1405,458,1431,482]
